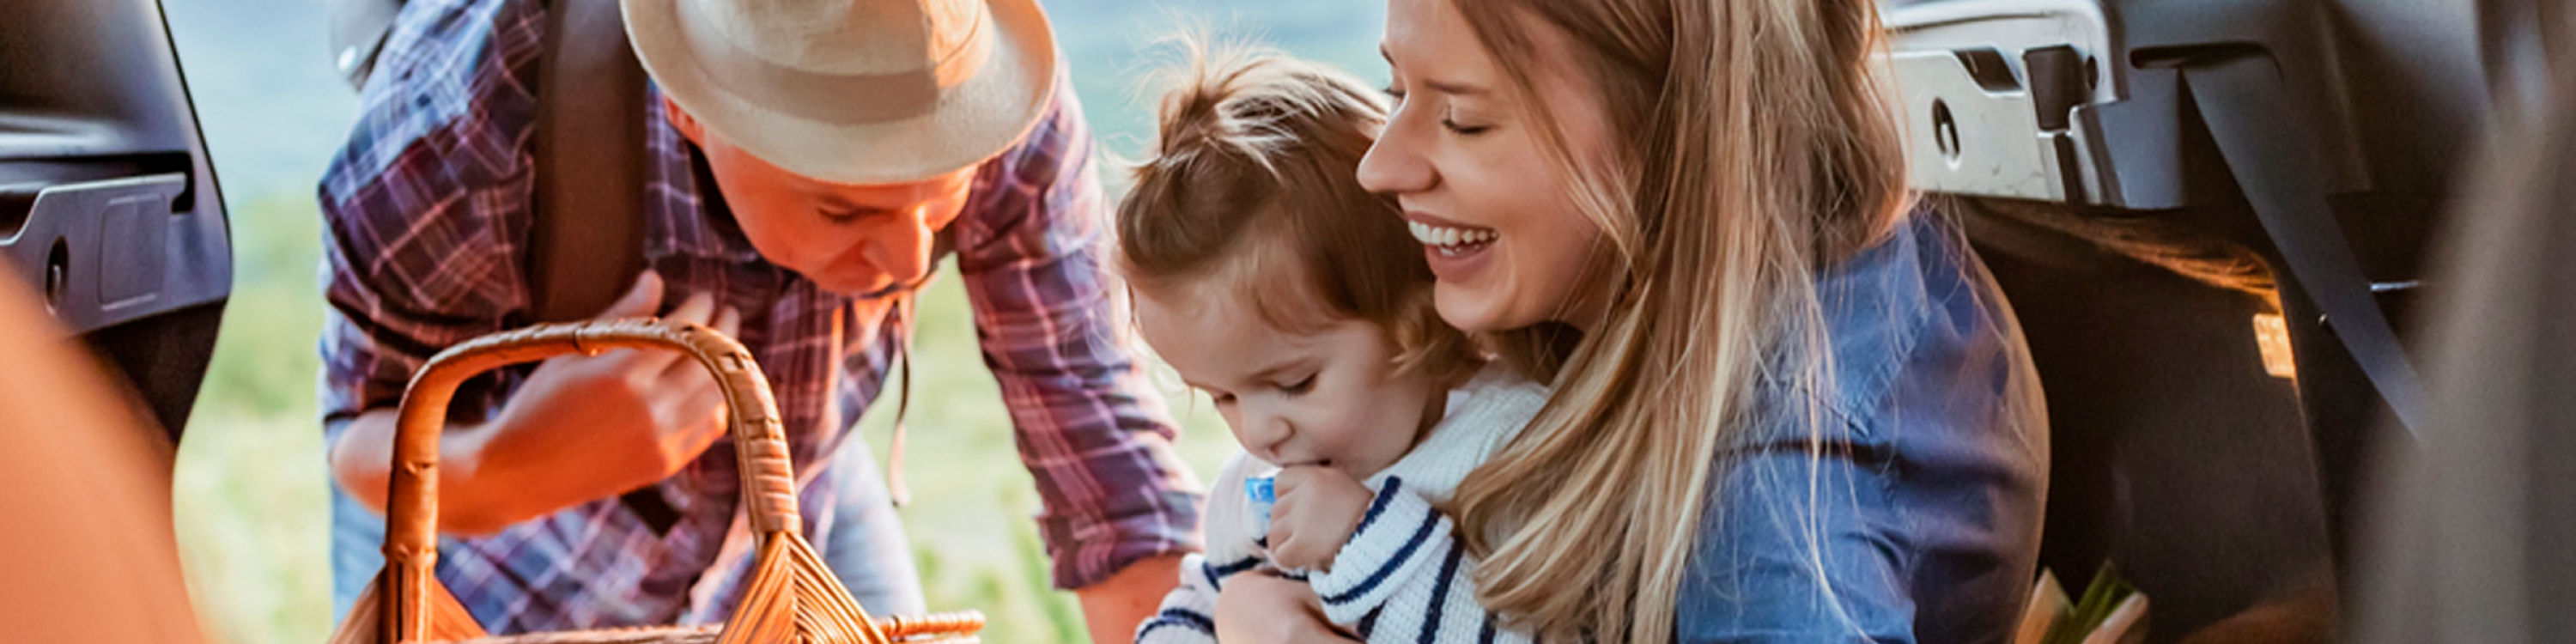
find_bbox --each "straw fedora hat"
[623,0,1058,184]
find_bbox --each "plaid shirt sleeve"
[314,0,541,432]
[954,70,1208,590]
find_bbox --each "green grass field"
[162,2,1388,642]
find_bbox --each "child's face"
[1137,288,1447,481]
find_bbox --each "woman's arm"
[1678,447,1916,644]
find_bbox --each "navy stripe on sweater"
[1322,502,1438,605]
[1351,477,1405,536]
[1203,555,1262,591]
[1417,541,1467,644]
[1136,607,1215,640]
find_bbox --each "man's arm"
[329,410,513,533]
[949,70,1206,643]
[314,0,549,526]
[316,16,729,534]
[324,276,738,535]
[1085,555,1192,644]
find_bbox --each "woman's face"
[1361,0,1617,334]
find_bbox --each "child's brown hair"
[1117,40,1478,382]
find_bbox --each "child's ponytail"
[1117,36,1481,381]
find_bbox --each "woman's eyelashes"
[1441,117,1492,136]
[1384,79,1488,136]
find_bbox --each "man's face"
[669,100,976,297]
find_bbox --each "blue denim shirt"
[1680,211,2049,643]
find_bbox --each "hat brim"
[622,0,1059,185]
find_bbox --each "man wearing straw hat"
[314,0,1199,640]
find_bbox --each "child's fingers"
[1264,506,1309,563]
[1265,500,1335,571]
[1264,504,1294,552]
[1269,531,1322,570]
[1273,467,1309,495]
[1272,465,1334,502]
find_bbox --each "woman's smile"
[1405,211,1501,283]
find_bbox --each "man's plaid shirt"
[317,0,1203,631]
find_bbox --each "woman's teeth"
[1408,221,1498,252]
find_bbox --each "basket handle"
[379,319,803,641]
[878,611,987,640]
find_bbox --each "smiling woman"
[1213,0,2050,642]
[1362,7,1621,337]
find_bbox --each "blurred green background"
[159,2,1388,642]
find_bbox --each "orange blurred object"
[0,274,209,642]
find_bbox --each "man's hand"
[1076,553,1185,644]
[1214,571,1360,644]
[326,271,741,534]
[479,273,738,507]
[1265,465,1374,572]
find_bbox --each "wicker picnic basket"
[325,319,986,644]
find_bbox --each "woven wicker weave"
[323,319,986,644]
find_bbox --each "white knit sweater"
[1135,364,1548,644]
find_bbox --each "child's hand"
[1214,571,1358,643]
[1266,465,1373,572]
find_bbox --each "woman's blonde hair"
[1118,39,1481,383]
[1440,1,1911,642]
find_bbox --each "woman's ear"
[662,95,705,144]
